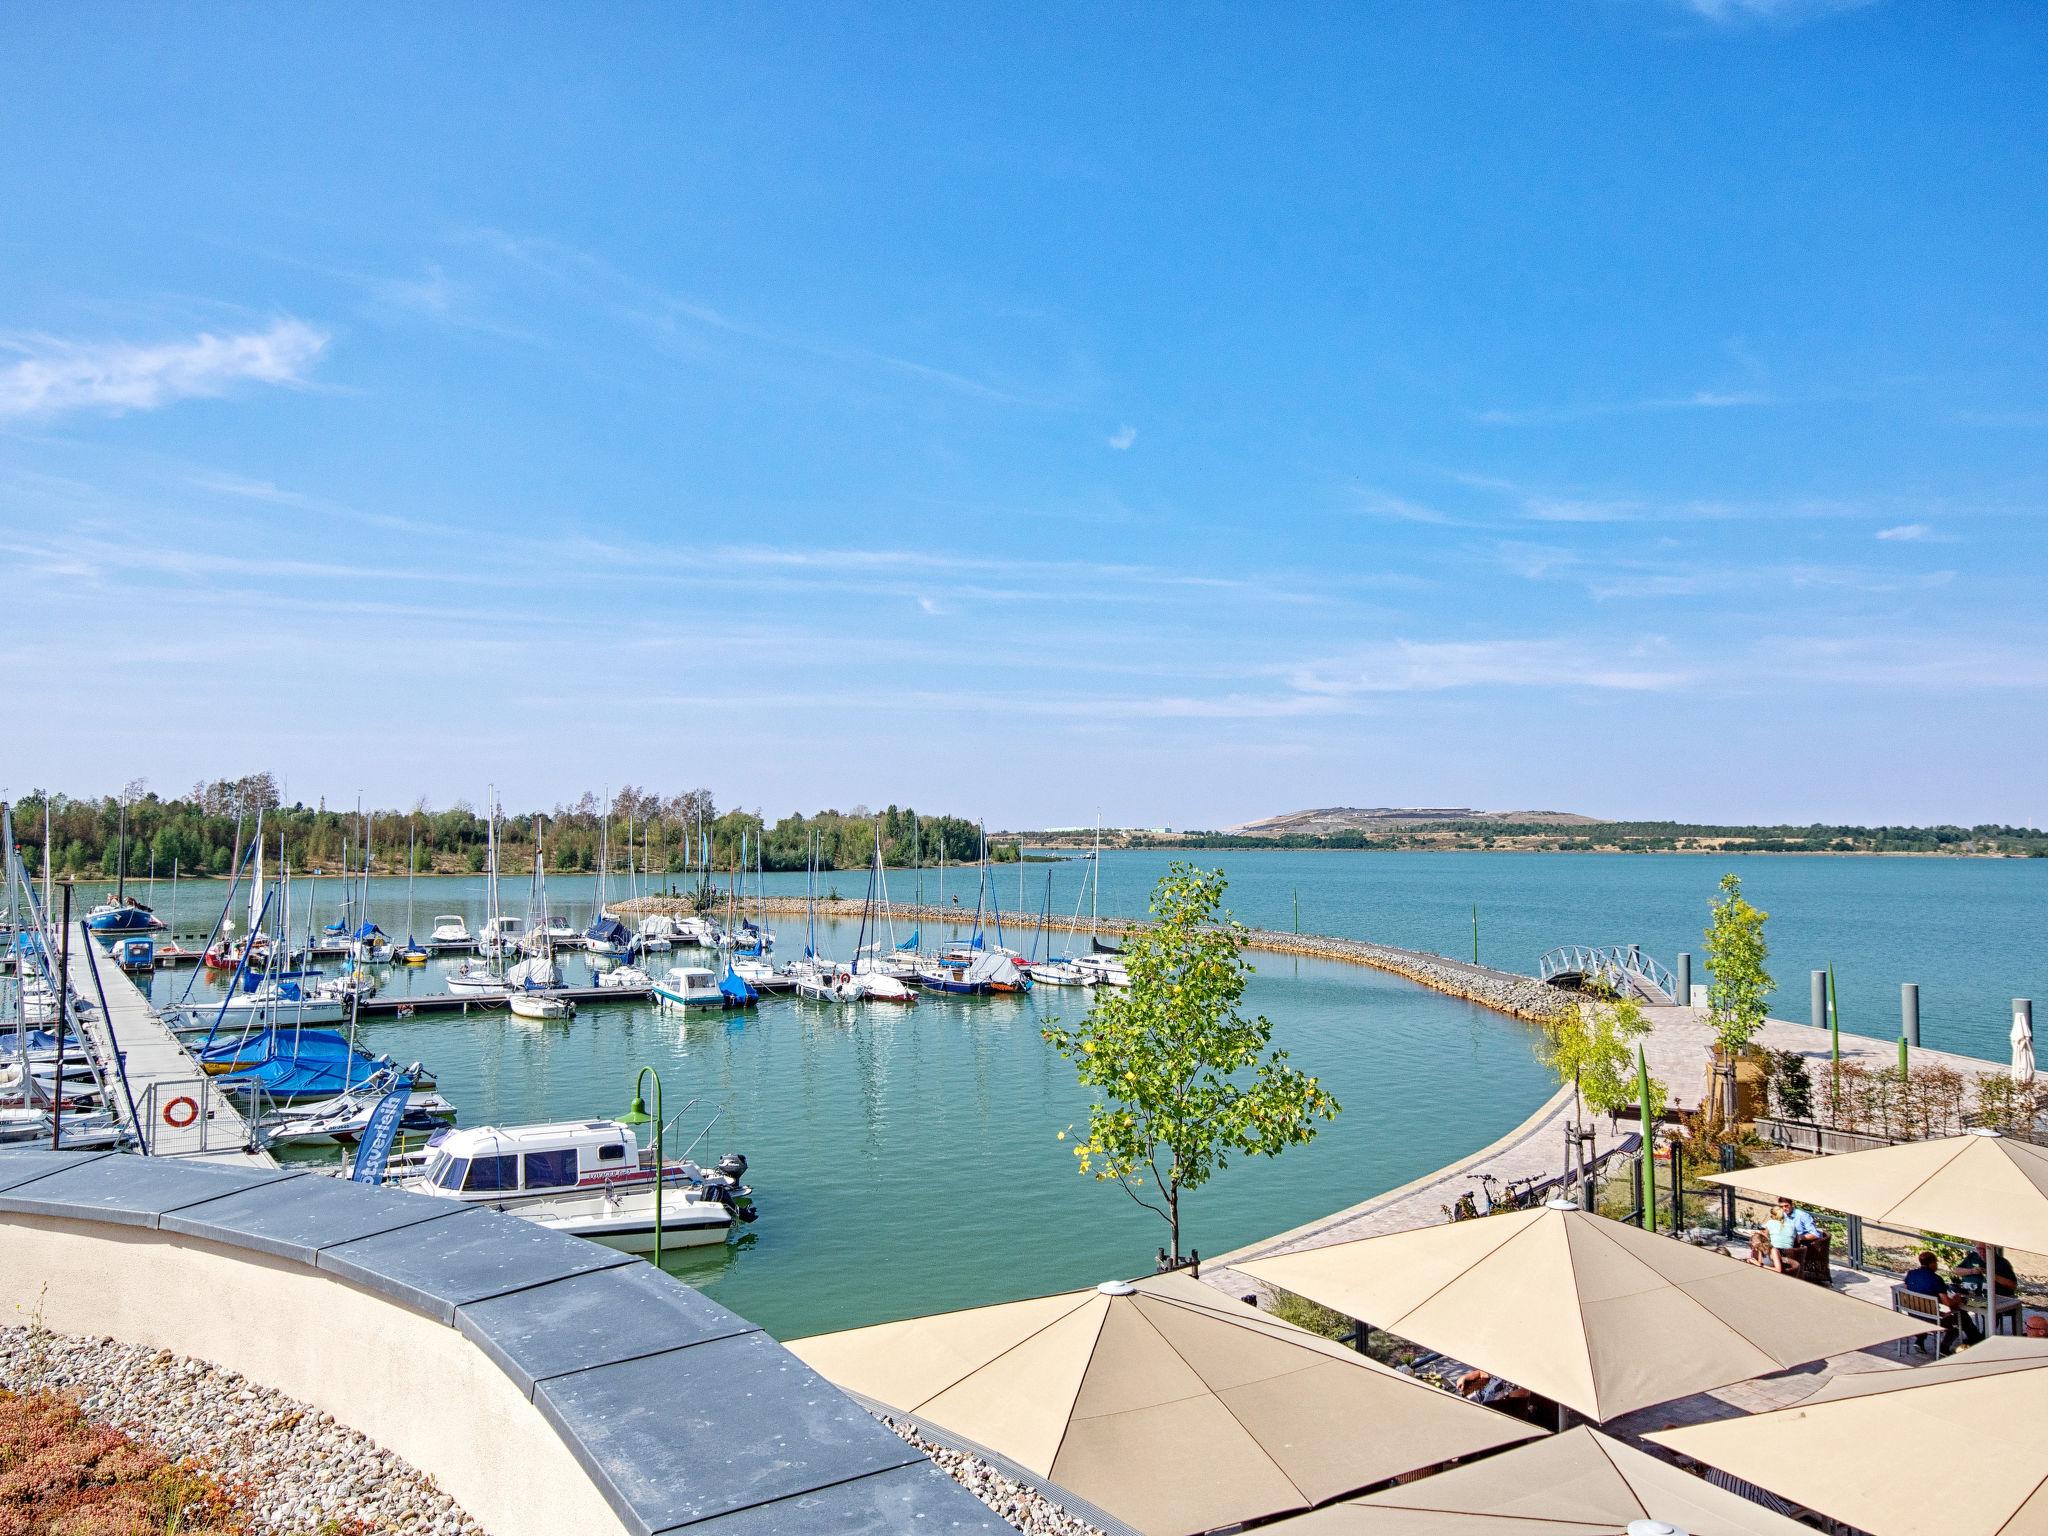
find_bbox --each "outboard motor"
[716,1152,748,1182]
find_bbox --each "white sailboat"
[450,791,511,994]
[507,840,573,1020]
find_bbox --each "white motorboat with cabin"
[653,965,738,1009]
[595,961,653,991]
[429,914,472,948]
[397,1120,754,1251]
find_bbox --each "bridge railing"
[1539,944,1676,1004]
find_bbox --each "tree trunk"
[1168,1184,1181,1263]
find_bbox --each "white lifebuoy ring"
[162,1095,200,1128]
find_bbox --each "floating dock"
[65,921,274,1167]
[350,983,652,1017]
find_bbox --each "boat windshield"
[429,1154,468,1190]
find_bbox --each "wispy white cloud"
[466,228,1040,406]
[1876,523,1931,541]
[0,320,328,420]
[1476,390,1770,427]
[1676,0,1878,26]
[1351,486,1464,526]
[189,471,313,507]
[1107,424,1137,450]
[1284,638,1689,696]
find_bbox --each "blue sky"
[3,1,2043,827]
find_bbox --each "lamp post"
[621,1065,664,1266]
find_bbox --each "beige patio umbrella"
[787,1270,1541,1536]
[1261,1425,1811,1534]
[1237,1200,1921,1422]
[1700,1128,2048,1338]
[1650,1338,2048,1535]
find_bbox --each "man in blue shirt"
[1773,1197,1820,1242]
[1773,1198,1825,1280]
[1902,1250,1969,1353]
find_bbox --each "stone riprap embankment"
[616,895,1577,1028]
[0,1324,483,1536]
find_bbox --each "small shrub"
[1766,1049,1813,1120]
[1268,1291,1353,1342]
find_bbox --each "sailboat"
[507,844,574,1020]
[449,793,511,995]
[1074,817,1130,988]
[846,830,915,1003]
[396,829,431,964]
[86,795,163,933]
[348,824,394,964]
[1025,865,1086,986]
[584,796,632,958]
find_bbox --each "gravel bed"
[885,1417,1107,1536]
[0,1323,484,1535]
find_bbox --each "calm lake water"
[125,849,2041,1336]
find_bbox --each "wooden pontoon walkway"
[66,921,273,1167]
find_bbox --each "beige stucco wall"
[0,1214,627,1536]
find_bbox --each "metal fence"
[131,1077,268,1158]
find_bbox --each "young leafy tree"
[1042,863,1339,1261]
[1547,997,1665,1122]
[1704,872,1773,1055]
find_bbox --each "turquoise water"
[132,846,2043,1054]
[152,913,1550,1338]
[123,849,2041,1335]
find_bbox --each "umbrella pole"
[1637,1045,1655,1233]
[1984,1241,2003,1341]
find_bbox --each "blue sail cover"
[219,1049,384,1101]
[897,930,919,951]
[585,914,631,947]
[352,921,388,941]
[197,1028,359,1069]
[719,966,758,1005]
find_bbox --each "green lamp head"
[621,1091,651,1127]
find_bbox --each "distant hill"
[1230,807,1602,835]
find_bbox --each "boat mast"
[114,792,127,903]
[1090,813,1100,943]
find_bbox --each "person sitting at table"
[2025,1315,2047,1340]
[1773,1197,1827,1274]
[1903,1250,1971,1353]
[1744,1230,1775,1268]
[1955,1242,2019,1299]
[1950,1242,2018,1337]
[1762,1208,1801,1275]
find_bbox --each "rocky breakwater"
[617,895,1576,1028]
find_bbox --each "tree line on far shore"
[6,777,1014,879]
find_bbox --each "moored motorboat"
[429,914,473,948]
[596,961,653,990]
[394,1120,756,1252]
[259,1064,456,1148]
